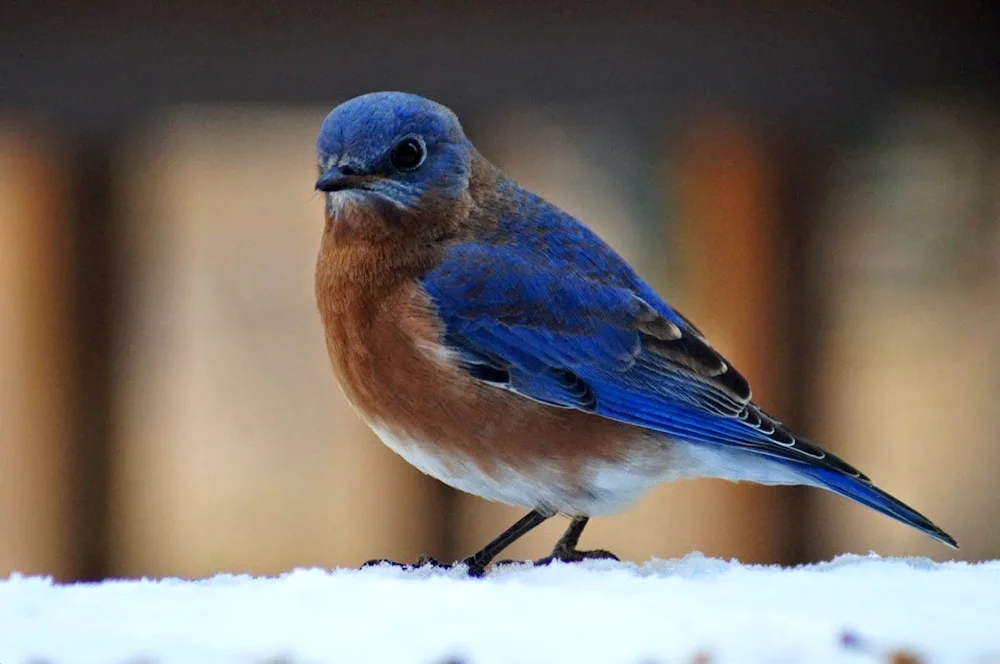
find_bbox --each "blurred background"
[1,2,999,582]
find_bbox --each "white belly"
[368,420,580,513]
[367,420,814,516]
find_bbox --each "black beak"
[315,167,359,193]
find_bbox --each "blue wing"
[423,240,825,467]
[421,193,956,547]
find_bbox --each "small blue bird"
[313,91,957,576]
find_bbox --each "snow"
[2,554,999,664]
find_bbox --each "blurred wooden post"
[0,128,74,578]
[810,104,1000,560]
[112,109,445,577]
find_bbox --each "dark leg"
[460,509,551,575]
[534,516,619,566]
[362,509,551,577]
[494,515,620,569]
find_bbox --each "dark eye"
[390,137,426,171]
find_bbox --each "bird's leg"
[459,508,552,575]
[533,516,619,566]
[493,515,620,569]
[362,508,551,577]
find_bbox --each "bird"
[313,91,957,576]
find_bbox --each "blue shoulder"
[427,185,688,331]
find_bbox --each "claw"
[536,547,620,566]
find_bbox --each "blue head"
[315,92,473,219]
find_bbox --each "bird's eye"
[390,137,426,171]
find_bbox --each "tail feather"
[803,465,958,549]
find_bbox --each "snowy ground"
[2,553,999,664]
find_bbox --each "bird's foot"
[494,546,619,570]
[534,545,620,566]
[361,554,488,577]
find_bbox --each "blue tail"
[802,465,958,549]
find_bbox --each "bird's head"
[315,92,474,230]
